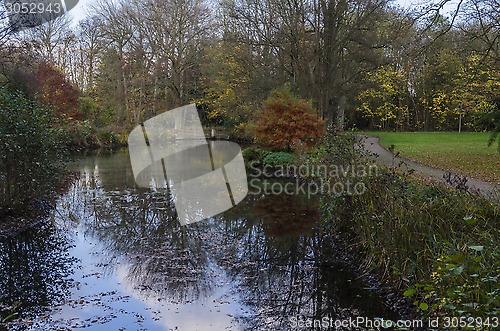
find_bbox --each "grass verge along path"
[366,132,499,183]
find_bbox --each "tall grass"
[319,132,499,323]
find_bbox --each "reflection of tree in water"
[253,193,319,238]
[59,151,395,329]
[0,220,76,318]
[213,192,394,330]
[60,171,216,304]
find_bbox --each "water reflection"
[3,149,397,330]
[60,150,217,303]
[81,188,215,303]
[211,193,397,330]
[0,219,76,318]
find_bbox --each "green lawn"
[365,132,499,183]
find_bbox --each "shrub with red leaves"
[31,62,80,120]
[255,88,324,150]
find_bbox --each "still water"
[0,149,398,330]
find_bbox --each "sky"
[396,0,460,14]
[67,0,93,23]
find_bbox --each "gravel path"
[359,135,499,202]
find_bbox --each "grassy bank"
[366,132,499,183]
[322,171,499,323]
[319,132,499,325]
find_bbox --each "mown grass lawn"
[365,132,500,183]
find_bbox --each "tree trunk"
[336,94,346,131]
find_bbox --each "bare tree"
[135,0,212,108]
[76,17,105,92]
[23,14,73,65]
[0,1,13,48]
[90,0,134,124]
[224,0,390,127]
[460,0,500,61]
[83,0,211,124]
[318,0,390,128]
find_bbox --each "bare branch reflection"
[0,220,76,318]
[211,193,396,330]
[58,152,217,304]
[50,150,397,330]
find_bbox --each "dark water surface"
[1,149,398,330]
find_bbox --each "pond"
[0,149,398,330]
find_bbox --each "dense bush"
[93,126,128,146]
[242,147,294,169]
[78,96,112,127]
[242,146,270,167]
[262,152,294,167]
[58,122,128,148]
[58,120,93,147]
[0,89,65,215]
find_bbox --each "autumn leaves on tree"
[32,63,80,120]
[255,88,324,150]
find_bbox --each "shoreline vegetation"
[244,130,499,326]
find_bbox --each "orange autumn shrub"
[255,88,324,150]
